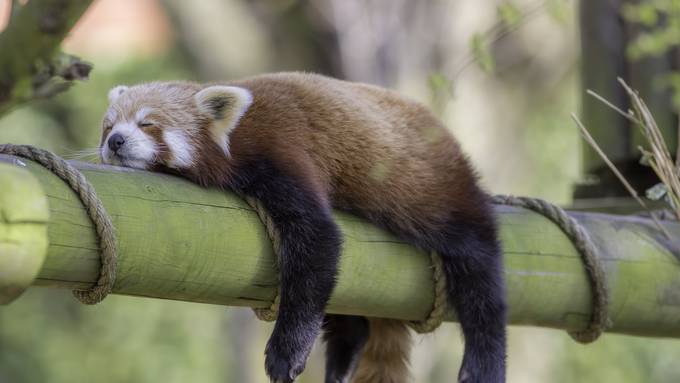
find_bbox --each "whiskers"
[64,138,174,168]
[64,147,101,162]
[121,137,173,155]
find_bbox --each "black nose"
[108,133,125,152]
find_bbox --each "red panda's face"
[99,82,253,172]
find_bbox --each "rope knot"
[492,194,610,343]
[0,144,118,304]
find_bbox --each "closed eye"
[139,122,154,128]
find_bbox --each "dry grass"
[572,78,679,238]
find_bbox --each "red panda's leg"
[232,159,342,383]
[428,218,507,383]
[371,208,506,383]
[322,314,370,383]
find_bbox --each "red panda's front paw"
[264,335,309,383]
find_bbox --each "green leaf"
[639,149,654,167]
[646,182,668,201]
[428,72,453,95]
[546,0,569,24]
[497,2,522,27]
[621,3,659,27]
[470,33,495,73]
[638,4,659,26]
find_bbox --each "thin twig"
[571,113,673,239]
[618,78,680,218]
[586,89,641,125]
[451,0,547,82]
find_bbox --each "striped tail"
[352,319,412,383]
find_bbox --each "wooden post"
[579,0,629,173]
[576,0,678,204]
[1,155,679,338]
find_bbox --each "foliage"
[470,33,496,74]
[464,0,570,76]
[498,2,523,27]
[622,0,680,60]
[622,0,680,109]
[0,290,232,383]
[554,333,680,383]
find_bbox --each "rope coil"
[242,196,447,332]
[0,144,117,304]
[0,144,610,342]
[407,251,447,333]
[492,195,611,343]
[244,196,281,321]
[246,194,611,342]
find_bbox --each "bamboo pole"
[1,154,680,338]
[0,161,48,303]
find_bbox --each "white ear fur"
[108,85,129,103]
[194,85,253,154]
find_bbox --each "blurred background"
[0,0,679,382]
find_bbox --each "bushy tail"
[351,319,412,383]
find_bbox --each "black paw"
[264,336,310,383]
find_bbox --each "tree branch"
[0,0,94,116]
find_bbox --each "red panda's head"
[99,82,253,172]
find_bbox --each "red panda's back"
[231,73,485,227]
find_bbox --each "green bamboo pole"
[1,154,680,338]
[0,161,49,303]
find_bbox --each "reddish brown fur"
[218,74,484,382]
[204,73,486,226]
[100,72,497,383]
[352,319,412,383]
[101,73,484,226]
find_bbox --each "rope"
[244,193,610,342]
[493,195,610,343]
[0,144,117,304]
[408,251,447,333]
[244,196,281,321]
[242,196,447,332]
[0,145,608,342]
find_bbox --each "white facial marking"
[163,130,195,168]
[105,109,117,122]
[101,121,156,169]
[135,107,152,123]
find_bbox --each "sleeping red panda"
[99,72,506,383]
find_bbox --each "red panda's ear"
[194,85,253,154]
[108,85,128,104]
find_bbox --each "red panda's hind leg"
[367,200,507,383]
[322,314,370,383]
[433,217,507,383]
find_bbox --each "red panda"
[99,72,506,383]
